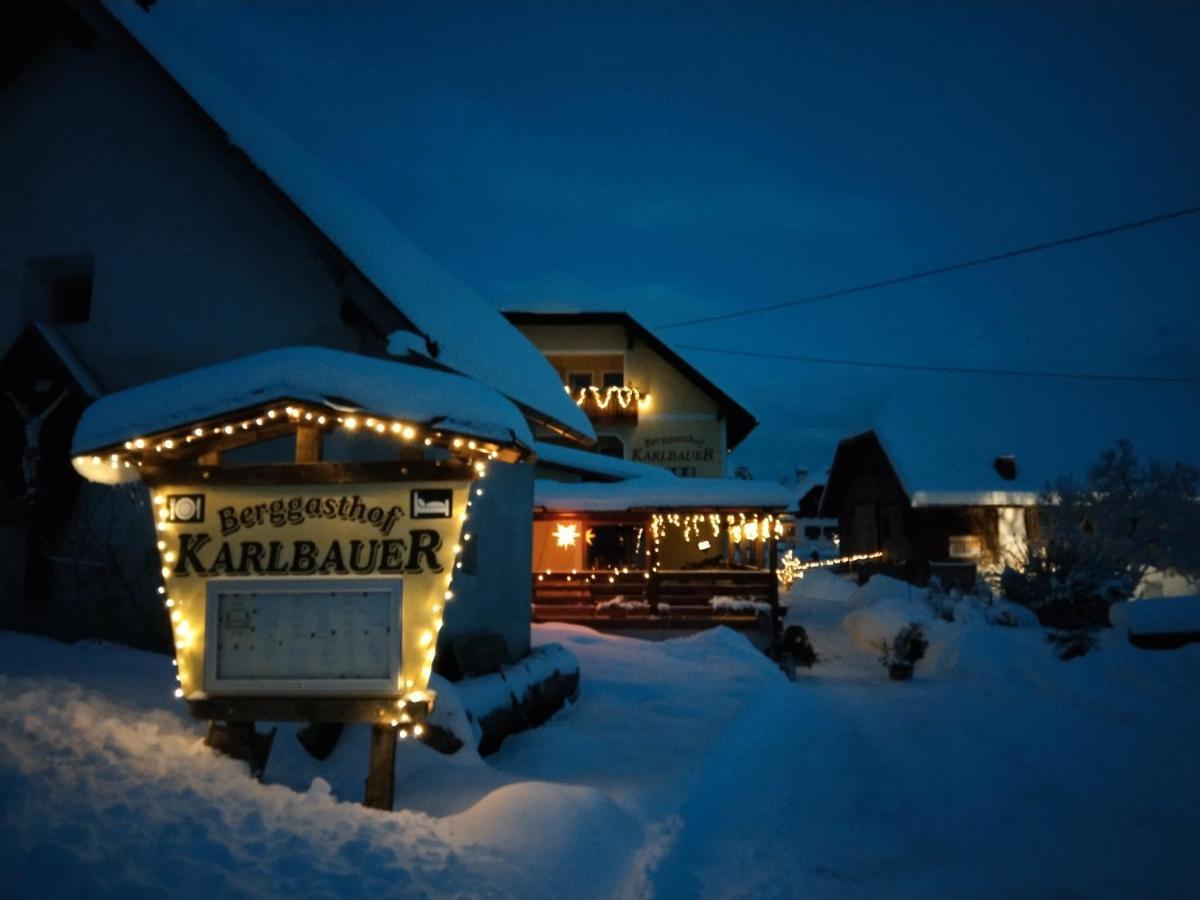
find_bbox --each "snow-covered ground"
[3,574,1199,898]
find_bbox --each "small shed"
[820,380,1200,586]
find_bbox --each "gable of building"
[2,0,592,442]
[98,0,592,442]
[504,311,757,451]
[1,2,388,393]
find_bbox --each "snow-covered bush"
[1005,442,1199,629]
[877,623,928,679]
[774,625,817,679]
[926,577,959,622]
[984,599,1040,628]
[892,623,928,665]
[1045,629,1098,661]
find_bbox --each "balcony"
[567,384,651,422]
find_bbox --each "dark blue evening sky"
[150,1,1200,479]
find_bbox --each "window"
[24,255,93,323]
[568,372,593,393]
[601,371,624,389]
[804,525,821,540]
[994,455,1017,481]
[595,435,624,459]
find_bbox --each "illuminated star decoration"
[585,528,595,546]
[554,523,579,548]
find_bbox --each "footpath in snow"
[3,572,1199,898]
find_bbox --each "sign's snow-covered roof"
[867,379,1200,507]
[535,478,792,512]
[102,1,592,443]
[71,346,533,455]
[533,441,676,482]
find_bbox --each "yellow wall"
[532,519,586,572]
[516,322,727,477]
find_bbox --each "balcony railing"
[568,385,651,420]
[532,569,778,631]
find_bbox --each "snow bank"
[853,573,920,608]
[439,643,580,754]
[656,625,781,677]
[1110,595,1200,636]
[826,575,1044,678]
[5,610,1200,898]
[0,675,493,899]
[787,568,860,605]
[842,591,940,654]
[444,781,644,889]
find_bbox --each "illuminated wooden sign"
[154,481,470,702]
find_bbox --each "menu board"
[206,579,401,693]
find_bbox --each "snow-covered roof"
[535,478,792,513]
[71,346,533,456]
[101,1,592,444]
[850,379,1200,507]
[533,441,676,482]
[1110,596,1200,638]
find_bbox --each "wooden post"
[645,516,660,610]
[769,533,782,637]
[363,724,397,810]
[295,423,323,463]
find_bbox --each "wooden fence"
[532,568,779,632]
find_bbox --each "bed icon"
[411,489,452,519]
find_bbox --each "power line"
[674,344,1200,385]
[655,204,1200,330]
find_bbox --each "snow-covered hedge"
[1110,596,1200,637]
[430,643,580,755]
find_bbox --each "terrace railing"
[532,568,779,632]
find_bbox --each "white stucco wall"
[440,460,534,661]
[0,25,363,389]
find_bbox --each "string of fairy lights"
[776,549,886,588]
[74,401,509,475]
[649,512,784,570]
[568,384,652,412]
